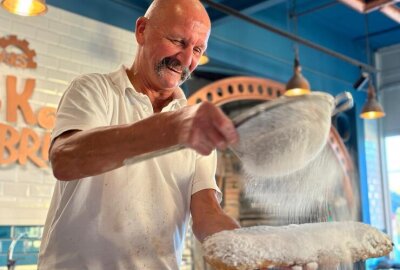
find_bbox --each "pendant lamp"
[1,0,47,16]
[284,0,310,97]
[199,53,209,66]
[360,81,385,119]
[359,14,385,119]
[285,53,311,96]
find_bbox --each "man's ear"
[135,16,147,45]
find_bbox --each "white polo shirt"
[38,66,220,270]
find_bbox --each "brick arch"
[187,76,285,106]
[188,76,356,215]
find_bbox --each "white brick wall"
[0,5,137,225]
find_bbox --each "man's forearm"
[50,111,179,181]
[191,189,240,243]
[193,211,240,242]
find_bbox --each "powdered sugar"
[242,145,354,223]
[233,93,333,178]
[203,222,393,270]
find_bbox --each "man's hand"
[174,102,238,155]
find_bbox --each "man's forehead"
[151,17,210,40]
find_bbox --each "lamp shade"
[360,84,385,119]
[198,54,209,65]
[1,0,47,16]
[285,57,311,96]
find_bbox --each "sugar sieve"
[233,91,353,177]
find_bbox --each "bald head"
[144,0,211,30]
[131,0,211,90]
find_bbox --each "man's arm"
[50,111,178,181]
[50,102,238,181]
[191,189,240,243]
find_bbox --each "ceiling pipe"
[354,24,400,40]
[292,1,338,18]
[201,0,376,73]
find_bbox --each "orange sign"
[1,35,53,168]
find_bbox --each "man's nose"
[176,47,193,69]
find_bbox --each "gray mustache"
[156,57,191,82]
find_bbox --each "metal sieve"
[233,91,353,177]
[124,91,353,177]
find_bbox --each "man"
[38,0,240,269]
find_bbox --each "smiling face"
[135,0,211,90]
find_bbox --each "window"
[385,135,400,260]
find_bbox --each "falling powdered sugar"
[242,145,355,223]
[202,222,393,270]
[233,93,333,178]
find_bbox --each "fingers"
[210,106,239,145]
[206,129,228,150]
[187,122,224,155]
[197,102,238,151]
[190,131,214,155]
[178,102,239,154]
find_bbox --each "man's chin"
[157,74,186,88]
[156,79,180,90]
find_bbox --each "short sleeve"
[191,150,222,202]
[51,74,108,142]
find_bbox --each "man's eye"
[171,39,184,46]
[194,48,202,55]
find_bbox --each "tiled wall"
[0,4,137,266]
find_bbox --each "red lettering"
[41,132,51,162]
[18,128,46,167]
[6,75,36,125]
[37,107,56,129]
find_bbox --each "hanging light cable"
[1,0,47,16]
[285,0,311,96]
[359,13,385,119]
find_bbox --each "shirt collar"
[108,65,135,95]
[109,65,187,108]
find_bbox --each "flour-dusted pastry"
[203,221,393,270]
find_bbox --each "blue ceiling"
[47,0,400,51]
[120,0,400,49]
[45,0,399,95]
